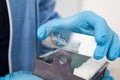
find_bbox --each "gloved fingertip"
[102,70,114,80]
[94,45,108,60]
[37,26,46,40]
[107,56,117,61]
[106,52,118,61]
[104,70,110,76]
[93,55,103,60]
[93,50,104,60]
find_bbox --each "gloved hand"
[37,11,120,61]
[102,70,114,80]
[2,71,43,80]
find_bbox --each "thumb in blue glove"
[2,71,43,80]
[102,70,114,80]
[37,11,120,61]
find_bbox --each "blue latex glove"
[37,11,120,61]
[1,71,43,80]
[0,70,114,80]
[102,70,114,80]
